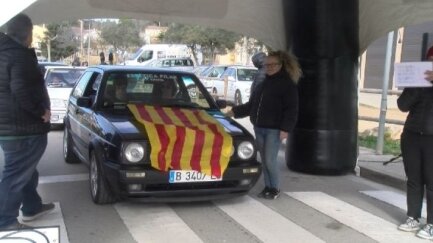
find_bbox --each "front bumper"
[104,161,262,202]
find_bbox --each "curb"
[359,166,406,191]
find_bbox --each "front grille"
[144,180,239,191]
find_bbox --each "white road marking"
[286,191,425,243]
[115,203,203,243]
[39,174,88,184]
[215,196,324,243]
[18,202,69,243]
[361,190,427,218]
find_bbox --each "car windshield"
[101,71,213,110]
[237,69,258,81]
[128,47,144,60]
[46,68,85,88]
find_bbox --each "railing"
[358,88,404,126]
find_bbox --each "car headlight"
[50,98,67,109]
[124,143,145,163]
[237,141,254,160]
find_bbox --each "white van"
[124,44,190,66]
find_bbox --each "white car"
[216,66,258,105]
[44,66,86,125]
[197,65,228,95]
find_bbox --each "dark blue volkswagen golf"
[63,65,261,204]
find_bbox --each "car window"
[101,72,212,109]
[139,50,153,62]
[46,68,85,88]
[237,69,258,81]
[72,72,93,98]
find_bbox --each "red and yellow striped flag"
[127,104,233,178]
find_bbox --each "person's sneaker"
[416,224,433,239]
[257,187,271,198]
[22,203,55,222]
[398,217,420,232]
[265,188,280,200]
[0,221,31,231]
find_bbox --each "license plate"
[169,170,222,183]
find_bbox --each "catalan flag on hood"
[127,104,233,178]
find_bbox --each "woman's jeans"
[401,130,433,224]
[0,134,47,227]
[254,127,281,189]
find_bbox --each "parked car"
[44,66,86,125]
[144,57,195,71]
[197,65,229,94]
[38,61,67,75]
[63,66,261,204]
[217,66,258,105]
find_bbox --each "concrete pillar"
[285,0,359,174]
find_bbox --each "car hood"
[47,87,73,100]
[103,111,245,139]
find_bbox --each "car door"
[221,68,236,101]
[68,71,100,160]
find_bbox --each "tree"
[40,22,78,61]
[100,19,142,53]
[160,23,241,65]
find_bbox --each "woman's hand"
[224,109,234,118]
[424,70,433,82]
[280,131,288,141]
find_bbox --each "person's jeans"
[254,127,281,189]
[401,130,433,224]
[0,134,47,227]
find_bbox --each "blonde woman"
[226,50,302,199]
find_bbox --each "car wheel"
[212,87,217,95]
[63,128,80,164]
[235,90,242,106]
[89,152,116,204]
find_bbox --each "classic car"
[63,66,261,204]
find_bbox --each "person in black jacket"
[0,14,54,230]
[397,70,433,239]
[226,50,301,199]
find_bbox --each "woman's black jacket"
[397,87,433,135]
[232,69,298,132]
[0,33,50,136]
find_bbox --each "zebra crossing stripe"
[286,192,425,243]
[18,202,69,243]
[115,203,203,243]
[361,190,427,218]
[216,196,324,243]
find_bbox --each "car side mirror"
[227,76,235,82]
[77,97,92,108]
[215,99,227,109]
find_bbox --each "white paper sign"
[394,62,433,87]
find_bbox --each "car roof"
[86,65,196,76]
[226,65,257,70]
[45,66,87,70]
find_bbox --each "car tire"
[212,87,217,95]
[89,152,117,204]
[63,128,81,164]
[235,90,242,106]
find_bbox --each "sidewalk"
[234,117,406,191]
[358,147,405,191]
